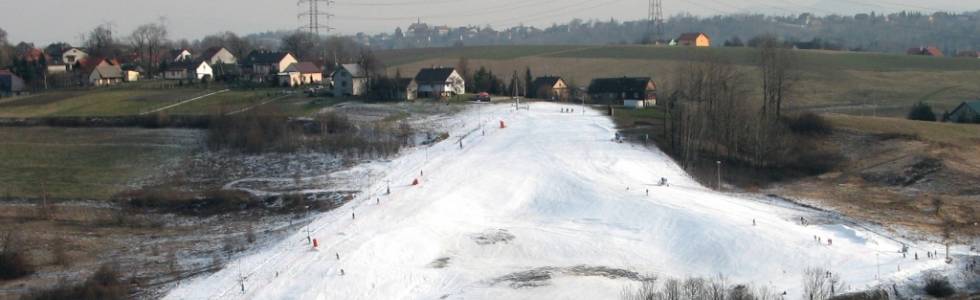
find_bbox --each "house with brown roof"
[531,76,569,101]
[677,32,710,47]
[280,62,323,87]
[907,46,943,57]
[164,60,213,82]
[79,58,123,86]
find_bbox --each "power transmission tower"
[298,0,334,35]
[647,0,664,43]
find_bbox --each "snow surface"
[166,102,955,300]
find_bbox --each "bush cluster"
[27,264,128,300]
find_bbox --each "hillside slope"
[166,102,963,299]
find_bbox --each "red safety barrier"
[412,178,420,186]
[313,238,319,248]
[500,121,506,129]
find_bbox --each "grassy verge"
[0,127,201,200]
[825,113,980,147]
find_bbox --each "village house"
[280,62,323,87]
[164,60,213,82]
[171,48,193,62]
[0,70,26,97]
[61,48,88,70]
[79,58,123,87]
[414,67,465,98]
[243,51,298,82]
[531,76,570,101]
[907,46,943,57]
[396,78,418,101]
[677,32,711,47]
[587,77,657,108]
[946,100,980,123]
[200,47,237,65]
[331,64,368,97]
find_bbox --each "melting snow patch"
[471,229,516,245]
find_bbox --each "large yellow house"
[677,32,711,47]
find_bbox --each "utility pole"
[298,0,334,36]
[716,161,722,190]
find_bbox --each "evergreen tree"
[907,102,937,122]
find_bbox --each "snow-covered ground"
[166,102,962,300]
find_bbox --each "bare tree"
[802,267,847,300]
[86,24,118,57]
[757,34,798,120]
[130,22,168,76]
[281,31,319,60]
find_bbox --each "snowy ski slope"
[166,102,953,299]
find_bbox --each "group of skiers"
[560,108,575,113]
[813,235,833,246]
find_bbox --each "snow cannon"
[500,120,506,129]
[412,178,420,186]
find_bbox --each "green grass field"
[0,127,202,200]
[825,113,980,148]
[0,84,221,117]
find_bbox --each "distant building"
[907,46,943,57]
[587,77,657,107]
[170,49,193,62]
[396,78,418,101]
[0,70,26,96]
[332,64,368,97]
[946,100,980,123]
[200,47,237,65]
[243,51,299,82]
[531,76,569,101]
[61,48,88,70]
[79,58,123,86]
[677,32,710,47]
[281,62,323,87]
[164,60,212,82]
[414,67,465,98]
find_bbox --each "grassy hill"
[379,45,980,116]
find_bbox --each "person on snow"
[340,269,345,276]
[336,253,340,260]
[753,219,756,226]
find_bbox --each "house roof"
[200,47,227,60]
[395,78,415,89]
[414,67,457,83]
[677,32,708,42]
[84,59,123,79]
[340,64,365,77]
[245,51,293,65]
[290,62,323,74]
[951,100,980,115]
[588,77,655,94]
[532,76,563,89]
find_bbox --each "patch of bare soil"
[490,265,650,289]
[768,131,980,242]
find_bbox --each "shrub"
[787,112,833,135]
[0,231,34,280]
[27,263,128,300]
[923,275,955,298]
[119,188,258,216]
[907,102,937,121]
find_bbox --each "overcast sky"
[1,0,976,45]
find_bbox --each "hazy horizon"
[1,0,977,45]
